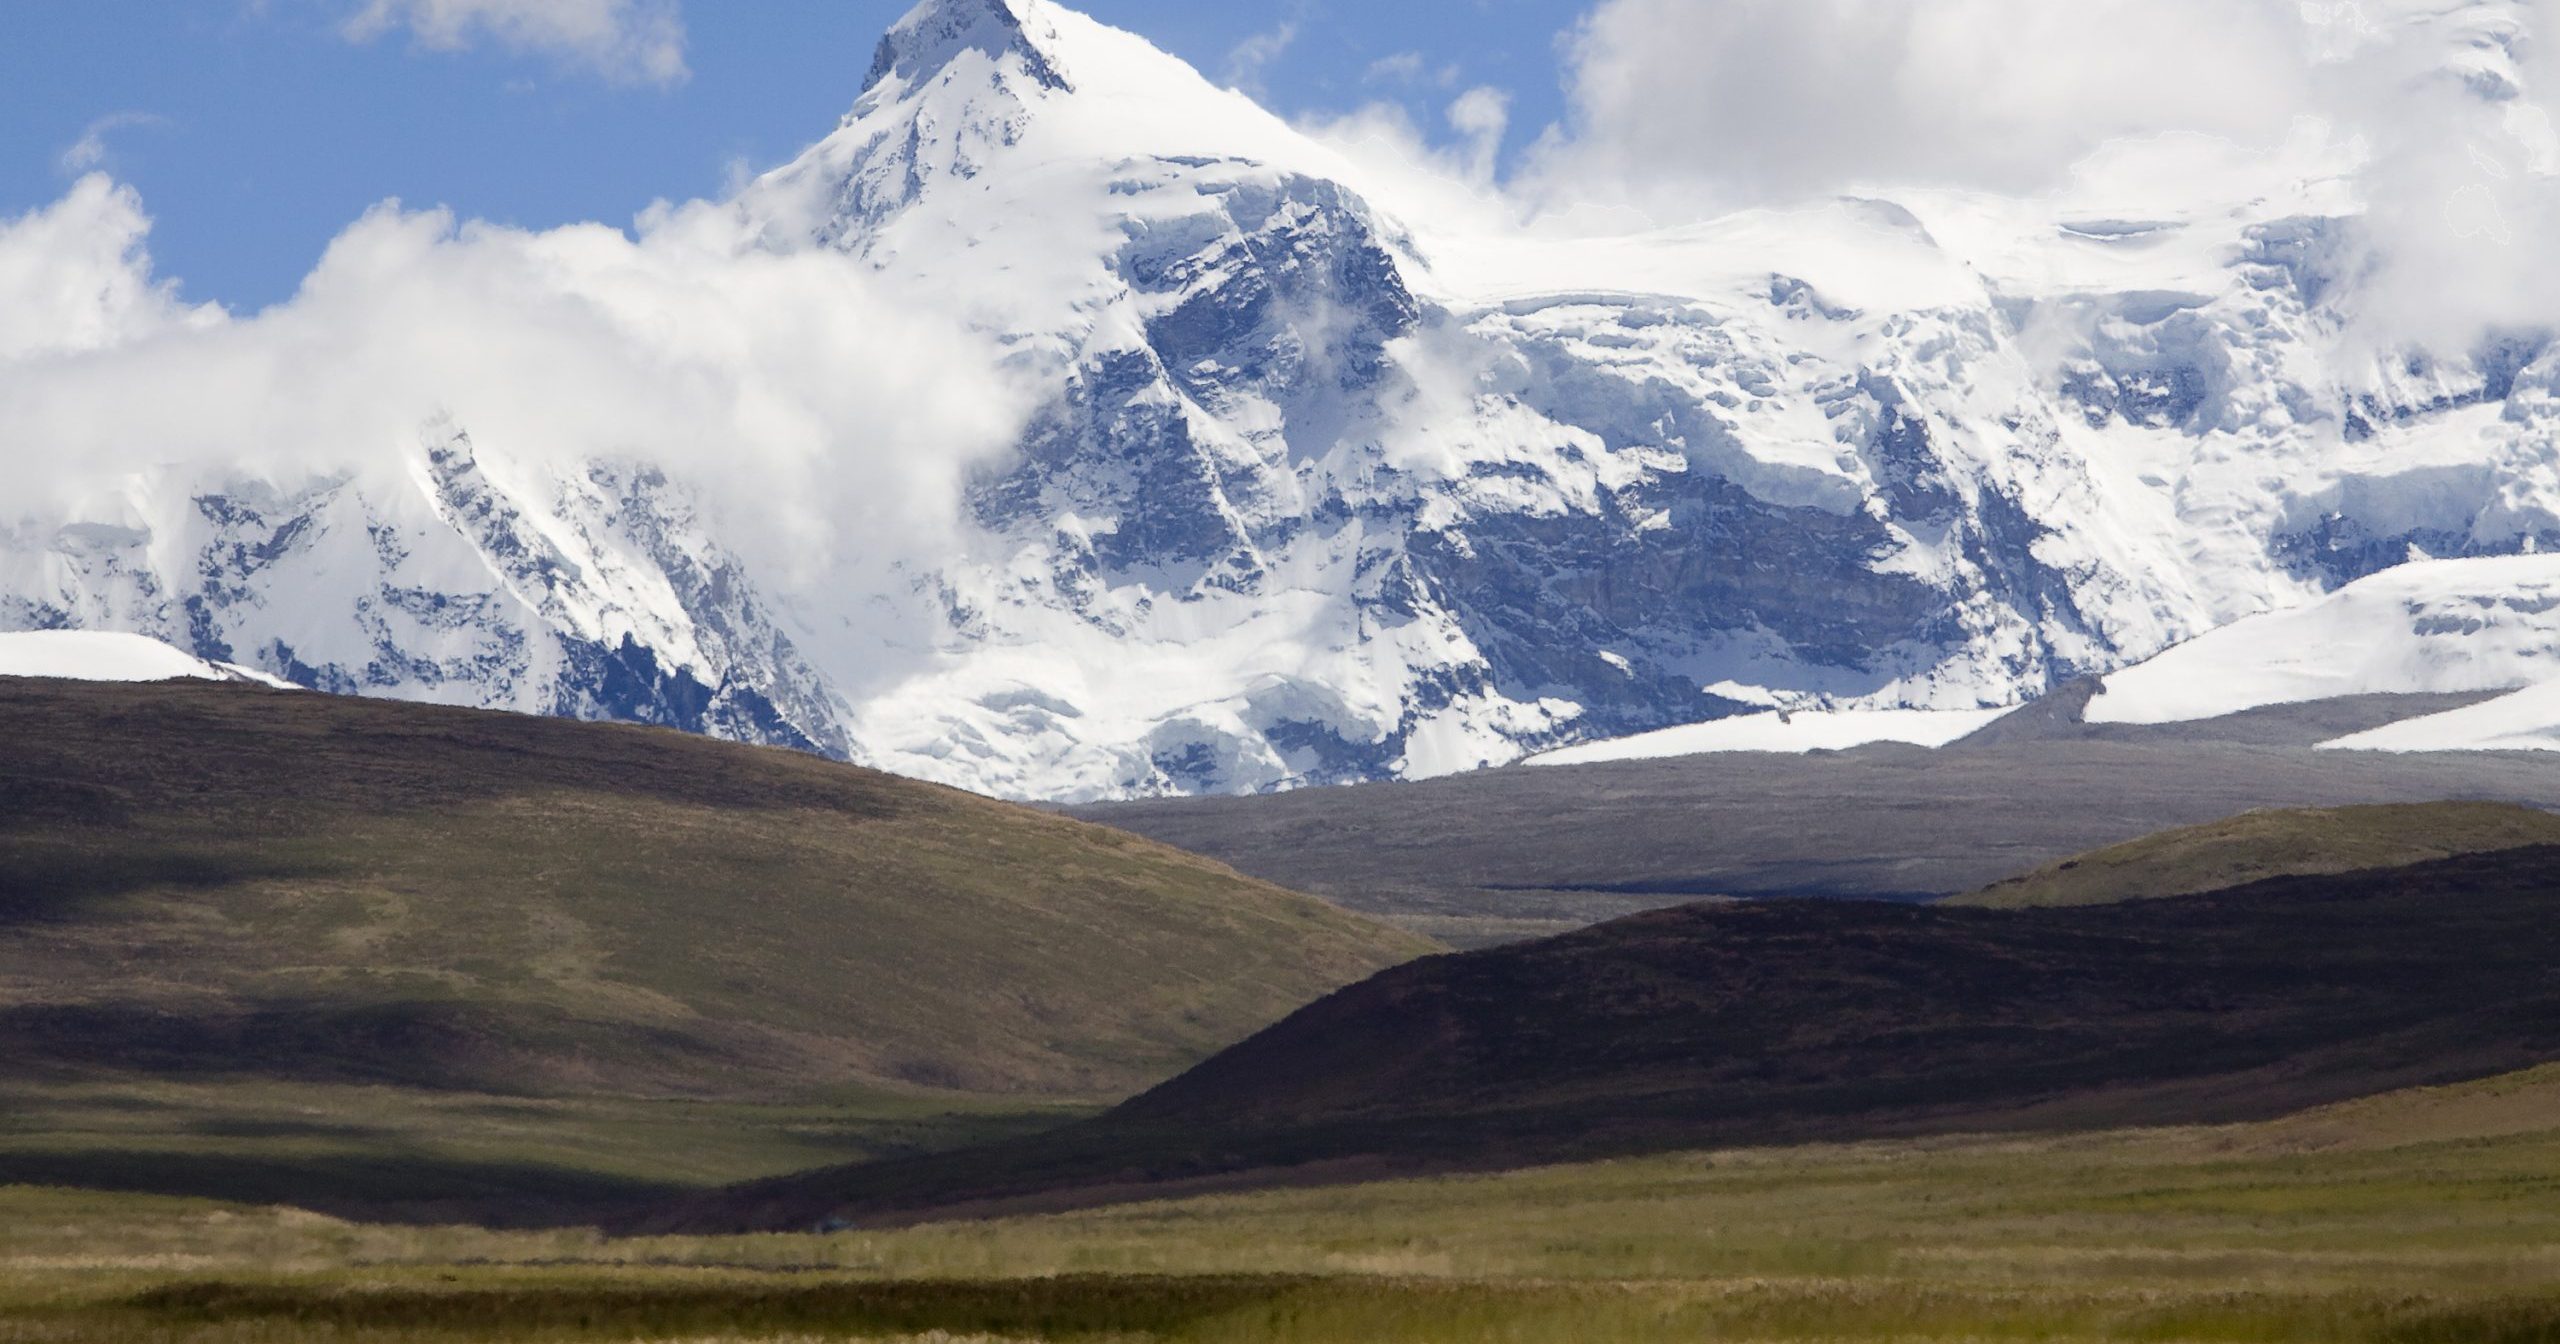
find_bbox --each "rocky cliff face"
[8,0,2557,800]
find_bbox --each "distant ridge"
[1957,801,2560,908]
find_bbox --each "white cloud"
[341,0,688,87]
[1363,51,1459,90]
[59,112,170,174]
[1363,51,1426,85]
[0,178,1028,609]
[1446,86,1512,184]
[1535,0,2318,207]
[0,175,220,360]
[1300,102,1517,233]
[1437,0,2560,364]
[1223,19,1298,96]
[2280,0,2560,356]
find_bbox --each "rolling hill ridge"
[668,843,2560,1230]
[0,677,1428,1101]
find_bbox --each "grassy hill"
[668,845,2560,1230]
[0,679,1428,1104]
[1952,800,2560,908]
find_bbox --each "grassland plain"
[2,1067,2559,1341]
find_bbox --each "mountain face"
[9,0,2559,800]
[0,428,853,758]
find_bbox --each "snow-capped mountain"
[9,0,2560,799]
[729,0,2204,796]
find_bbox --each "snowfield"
[0,631,294,687]
[2324,680,2560,754]
[2086,556,2560,726]
[1528,707,2011,765]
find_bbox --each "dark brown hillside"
[669,846,2560,1231]
[0,678,1429,1101]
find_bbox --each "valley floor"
[4,1066,2557,1341]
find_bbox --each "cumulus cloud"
[0,178,1029,609]
[341,0,689,87]
[0,175,220,360]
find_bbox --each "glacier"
[7,0,2560,800]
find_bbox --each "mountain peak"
[866,0,1071,95]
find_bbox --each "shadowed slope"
[667,846,2560,1230]
[1955,801,2560,908]
[0,678,1428,1100]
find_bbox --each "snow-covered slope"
[0,630,292,686]
[8,0,2560,798]
[2086,556,2560,725]
[2325,680,2560,754]
[1528,707,2009,765]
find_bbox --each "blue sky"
[1,1,1588,311]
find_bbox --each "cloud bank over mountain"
[1542,0,2319,202]
[1308,0,2560,366]
[0,172,1027,603]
